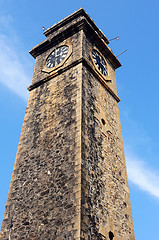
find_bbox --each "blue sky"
[0,0,159,239]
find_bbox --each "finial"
[42,26,46,31]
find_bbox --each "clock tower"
[0,8,135,239]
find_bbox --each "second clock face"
[92,50,108,77]
[46,45,69,68]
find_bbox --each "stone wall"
[0,63,83,239]
[81,65,135,239]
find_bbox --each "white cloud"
[0,15,13,31]
[126,151,159,199]
[0,16,33,101]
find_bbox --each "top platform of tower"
[30,8,121,69]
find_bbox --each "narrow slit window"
[101,118,106,125]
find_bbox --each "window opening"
[101,118,106,125]
[109,231,114,240]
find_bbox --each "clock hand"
[96,55,101,70]
[100,63,104,74]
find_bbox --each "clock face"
[92,50,108,77]
[46,45,69,68]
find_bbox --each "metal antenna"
[116,49,127,57]
[109,36,119,41]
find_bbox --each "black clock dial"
[92,50,108,76]
[46,45,69,68]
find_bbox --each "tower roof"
[30,8,121,69]
[44,8,109,44]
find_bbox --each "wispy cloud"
[0,15,33,101]
[126,151,159,199]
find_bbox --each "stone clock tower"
[0,8,135,240]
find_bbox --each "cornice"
[44,8,109,45]
[28,57,121,103]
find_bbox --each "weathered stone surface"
[1,63,82,239]
[0,8,135,240]
[81,64,134,239]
